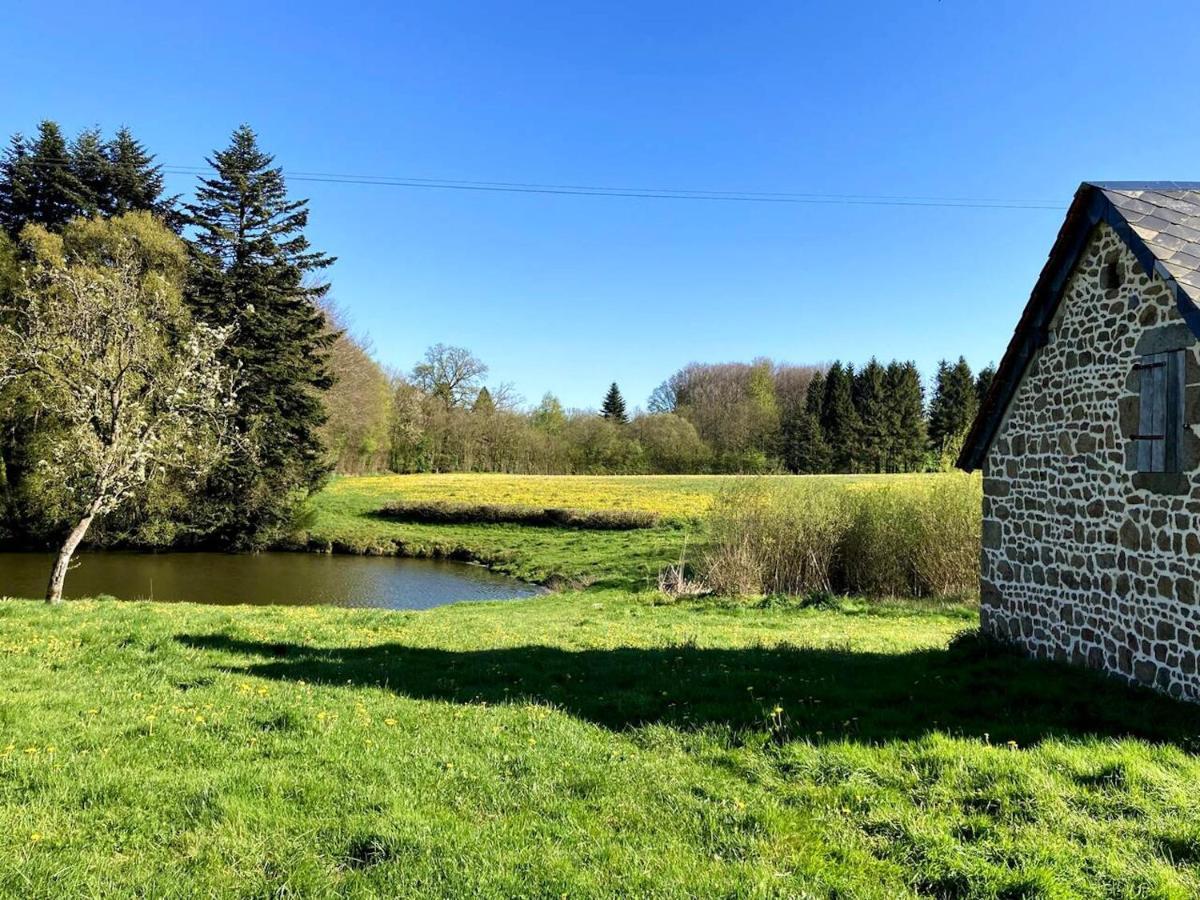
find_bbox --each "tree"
[412,343,487,407]
[647,380,677,413]
[975,363,996,405]
[69,127,109,217]
[628,413,711,473]
[781,374,831,473]
[821,362,862,473]
[531,393,567,435]
[0,122,90,236]
[928,357,978,455]
[0,214,235,602]
[601,382,628,424]
[185,125,336,545]
[473,386,496,414]
[319,301,393,474]
[853,358,890,473]
[886,361,928,472]
[105,127,170,219]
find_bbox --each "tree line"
[0,120,334,555]
[332,344,993,478]
[0,118,995,571]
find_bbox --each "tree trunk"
[45,510,97,604]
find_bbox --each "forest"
[0,119,992,557]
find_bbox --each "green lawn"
[3,474,1200,896]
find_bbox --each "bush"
[377,500,660,530]
[702,474,981,599]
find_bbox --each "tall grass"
[703,474,982,599]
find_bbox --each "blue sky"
[4,1,1198,409]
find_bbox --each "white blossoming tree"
[0,212,237,603]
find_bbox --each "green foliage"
[378,500,660,530]
[600,382,628,424]
[184,125,336,546]
[929,356,979,456]
[820,362,862,473]
[0,121,169,237]
[886,360,928,472]
[853,358,890,472]
[472,386,495,414]
[626,413,710,473]
[975,362,996,403]
[530,393,567,435]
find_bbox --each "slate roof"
[958,181,1200,471]
[1096,183,1200,301]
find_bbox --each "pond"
[0,551,544,610]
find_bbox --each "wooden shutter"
[1135,350,1184,473]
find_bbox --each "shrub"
[376,500,659,530]
[701,474,981,599]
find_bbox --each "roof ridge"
[1086,180,1200,191]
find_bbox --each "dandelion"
[30,832,42,842]
[384,718,397,726]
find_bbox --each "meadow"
[3,472,1200,896]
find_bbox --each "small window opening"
[1133,350,1184,473]
[1100,259,1124,290]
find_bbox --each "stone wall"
[982,221,1200,700]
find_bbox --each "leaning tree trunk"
[45,502,100,604]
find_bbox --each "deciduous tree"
[0,214,235,602]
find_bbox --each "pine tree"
[853,358,890,473]
[886,361,928,472]
[185,125,336,545]
[928,357,978,454]
[821,362,862,473]
[601,383,628,424]
[781,374,831,473]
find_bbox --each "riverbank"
[5,474,1200,895]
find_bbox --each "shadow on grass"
[176,631,1200,747]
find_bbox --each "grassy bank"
[6,472,1200,896]
[297,472,978,593]
[5,593,1200,896]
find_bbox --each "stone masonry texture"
[981,221,1200,700]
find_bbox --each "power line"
[15,156,1067,210]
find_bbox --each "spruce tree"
[821,362,862,473]
[781,374,831,473]
[886,361,928,472]
[853,358,890,473]
[601,383,628,424]
[974,364,996,405]
[0,122,89,235]
[185,125,336,545]
[928,357,978,454]
[68,127,108,216]
[105,127,171,221]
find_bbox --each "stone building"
[958,182,1200,700]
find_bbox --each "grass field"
[4,473,1200,896]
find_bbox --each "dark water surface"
[0,551,544,609]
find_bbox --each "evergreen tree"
[974,364,996,405]
[68,127,108,216]
[781,374,831,473]
[473,386,495,414]
[601,383,628,424]
[185,124,336,545]
[886,361,928,472]
[0,122,89,235]
[821,362,862,473]
[105,127,170,220]
[853,358,890,473]
[928,357,978,454]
